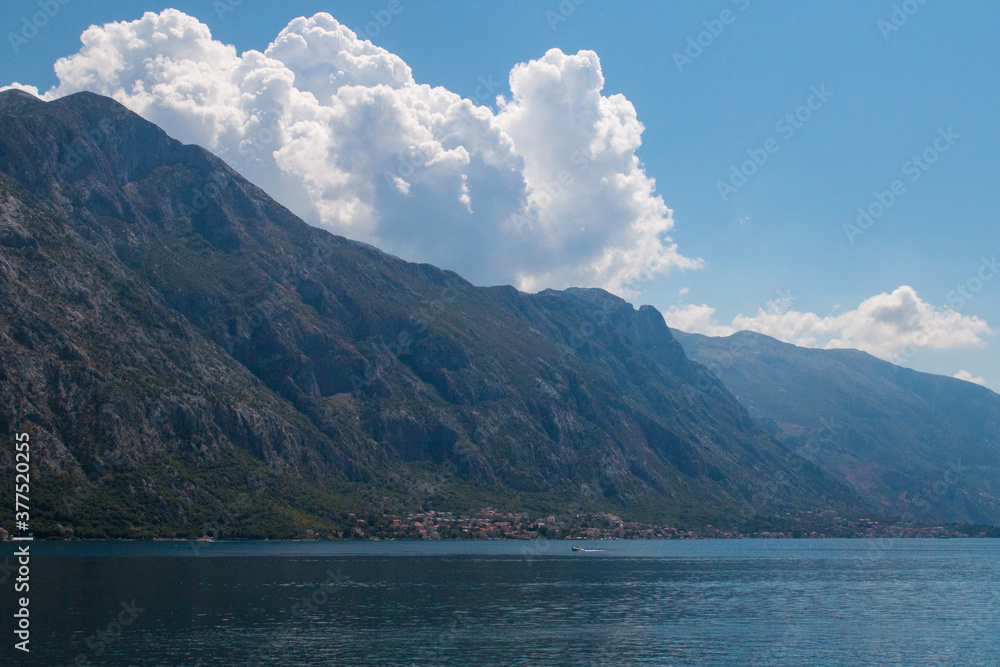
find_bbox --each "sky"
[2,0,997,391]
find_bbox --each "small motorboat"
[571,545,583,551]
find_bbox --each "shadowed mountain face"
[674,329,1000,525]
[0,90,859,536]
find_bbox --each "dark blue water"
[2,539,998,665]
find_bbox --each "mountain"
[0,90,864,537]
[674,329,1000,525]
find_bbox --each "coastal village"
[319,508,994,541]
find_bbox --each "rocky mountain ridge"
[0,89,935,537]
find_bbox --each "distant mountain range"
[674,330,1000,525]
[0,89,994,538]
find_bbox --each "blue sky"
[3,0,997,390]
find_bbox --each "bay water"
[3,539,998,665]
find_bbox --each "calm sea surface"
[2,539,998,666]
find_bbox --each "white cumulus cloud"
[954,370,987,386]
[6,10,701,294]
[661,303,737,338]
[664,285,995,360]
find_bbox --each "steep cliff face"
[0,91,858,536]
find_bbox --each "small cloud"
[733,286,995,357]
[2,82,42,97]
[661,286,995,361]
[954,370,987,386]
[771,288,796,313]
[391,176,410,196]
[678,287,690,296]
[662,303,736,337]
